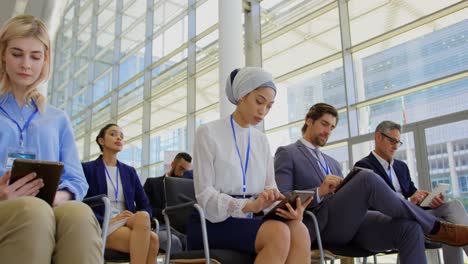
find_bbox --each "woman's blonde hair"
[0,14,51,113]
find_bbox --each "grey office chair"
[163,177,256,264]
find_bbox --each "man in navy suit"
[274,103,468,263]
[143,152,192,252]
[144,152,192,224]
[355,120,468,263]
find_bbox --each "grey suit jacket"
[274,140,343,208]
[274,140,344,234]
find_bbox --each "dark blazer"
[83,155,152,225]
[143,175,166,224]
[274,140,343,209]
[355,152,417,198]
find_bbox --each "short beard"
[314,137,326,147]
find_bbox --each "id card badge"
[111,201,121,218]
[111,208,121,218]
[5,147,37,169]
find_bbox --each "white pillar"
[218,0,243,118]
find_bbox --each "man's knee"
[11,197,54,227]
[7,197,55,236]
[436,199,468,223]
[54,201,99,229]
[441,199,465,213]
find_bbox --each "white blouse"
[193,116,277,223]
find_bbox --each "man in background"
[143,152,192,252]
[355,120,468,264]
[144,152,192,224]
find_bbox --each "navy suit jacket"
[83,155,152,225]
[274,140,343,210]
[355,152,418,198]
[144,175,166,224]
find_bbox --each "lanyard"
[230,115,251,197]
[312,149,330,175]
[104,164,119,202]
[0,104,38,147]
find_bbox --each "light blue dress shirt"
[0,92,88,200]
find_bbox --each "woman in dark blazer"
[83,123,158,264]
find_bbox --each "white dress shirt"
[193,116,277,223]
[371,151,404,199]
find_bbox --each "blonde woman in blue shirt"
[0,15,102,263]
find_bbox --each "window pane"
[119,107,143,139]
[357,78,468,135]
[349,0,461,45]
[425,120,468,210]
[150,122,187,163]
[120,138,142,168]
[151,85,187,129]
[196,0,218,34]
[355,18,468,102]
[196,66,219,111]
[262,4,341,77]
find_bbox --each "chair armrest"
[82,194,107,208]
[163,203,211,264]
[164,201,196,213]
[82,195,111,255]
[152,217,160,234]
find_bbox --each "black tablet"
[263,190,315,220]
[10,159,64,206]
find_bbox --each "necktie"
[313,148,329,175]
[387,164,393,184]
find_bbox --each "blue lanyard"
[104,164,119,202]
[0,103,38,147]
[312,149,330,175]
[230,115,251,197]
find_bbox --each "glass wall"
[260,0,468,207]
[51,0,220,180]
[51,1,467,222]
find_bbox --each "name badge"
[5,147,37,169]
[111,208,121,218]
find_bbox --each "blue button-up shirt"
[0,92,88,200]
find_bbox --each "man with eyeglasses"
[275,103,468,264]
[355,120,468,264]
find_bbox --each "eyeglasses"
[381,132,403,147]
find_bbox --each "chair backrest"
[164,176,196,234]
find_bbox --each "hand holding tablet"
[9,159,64,206]
[420,183,450,207]
[263,190,315,220]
